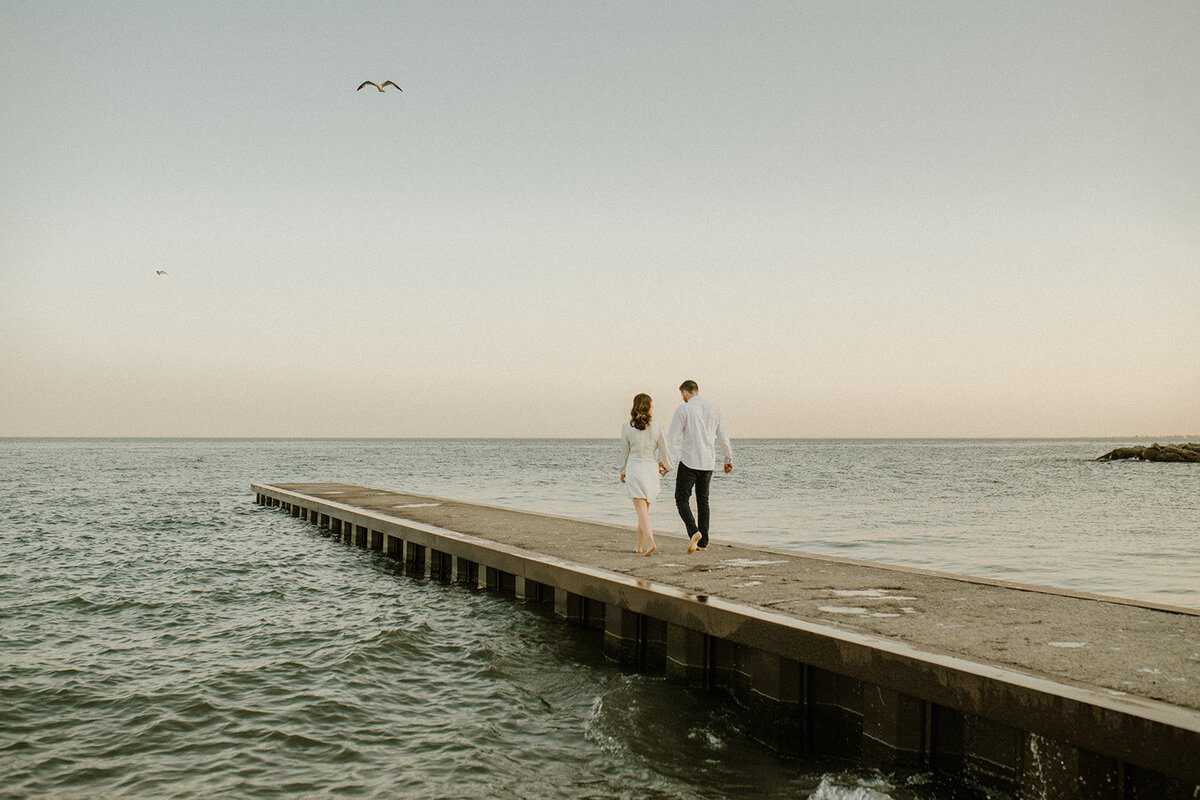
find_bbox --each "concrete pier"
[252,482,1200,798]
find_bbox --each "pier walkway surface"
[254,482,1200,797]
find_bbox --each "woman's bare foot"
[644,543,657,556]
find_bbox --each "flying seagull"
[357,80,401,92]
[155,270,168,276]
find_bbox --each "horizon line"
[2,434,1198,441]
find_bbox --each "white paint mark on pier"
[818,605,868,615]
[733,580,764,588]
[392,503,441,508]
[722,558,789,567]
[1048,642,1088,648]
[832,589,917,601]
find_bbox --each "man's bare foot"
[687,532,702,554]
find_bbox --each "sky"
[1,1,1197,438]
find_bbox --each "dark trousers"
[675,462,713,547]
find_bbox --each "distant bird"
[357,80,401,92]
[155,270,168,276]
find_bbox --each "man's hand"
[620,473,626,483]
[658,462,668,476]
[724,463,733,474]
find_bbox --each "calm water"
[1,438,1196,799]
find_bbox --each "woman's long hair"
[630,393,652,431]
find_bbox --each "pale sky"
[2,1,1197,437]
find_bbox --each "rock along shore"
[1097,442,1200,462]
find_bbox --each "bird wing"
[381,81,402,91]
[357,81,379,91]
[156,270,168,275]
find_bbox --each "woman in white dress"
[619,393,674,556]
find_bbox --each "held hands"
[622,465,672,481]
[724,462,733,474]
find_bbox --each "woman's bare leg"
[634,499,656,555]
[632,499,645,552]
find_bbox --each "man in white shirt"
[667,380,733,553]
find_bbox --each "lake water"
[1,438,1196,799]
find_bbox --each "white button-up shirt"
[667,395,732,471]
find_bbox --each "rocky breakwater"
[1097,442,1200,462]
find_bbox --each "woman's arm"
[655,423,675,473]
[619,425,631,479]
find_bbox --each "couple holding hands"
[619,380,733,556]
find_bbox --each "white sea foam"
[809,773,895,799]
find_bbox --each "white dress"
[619,421,674,501]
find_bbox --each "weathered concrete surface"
[268,482,1200,712]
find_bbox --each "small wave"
[583,695,629,758]
[258,728,348,753]
[58,595,167,614]
[810,773,896,800]
[686,726,725,750]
